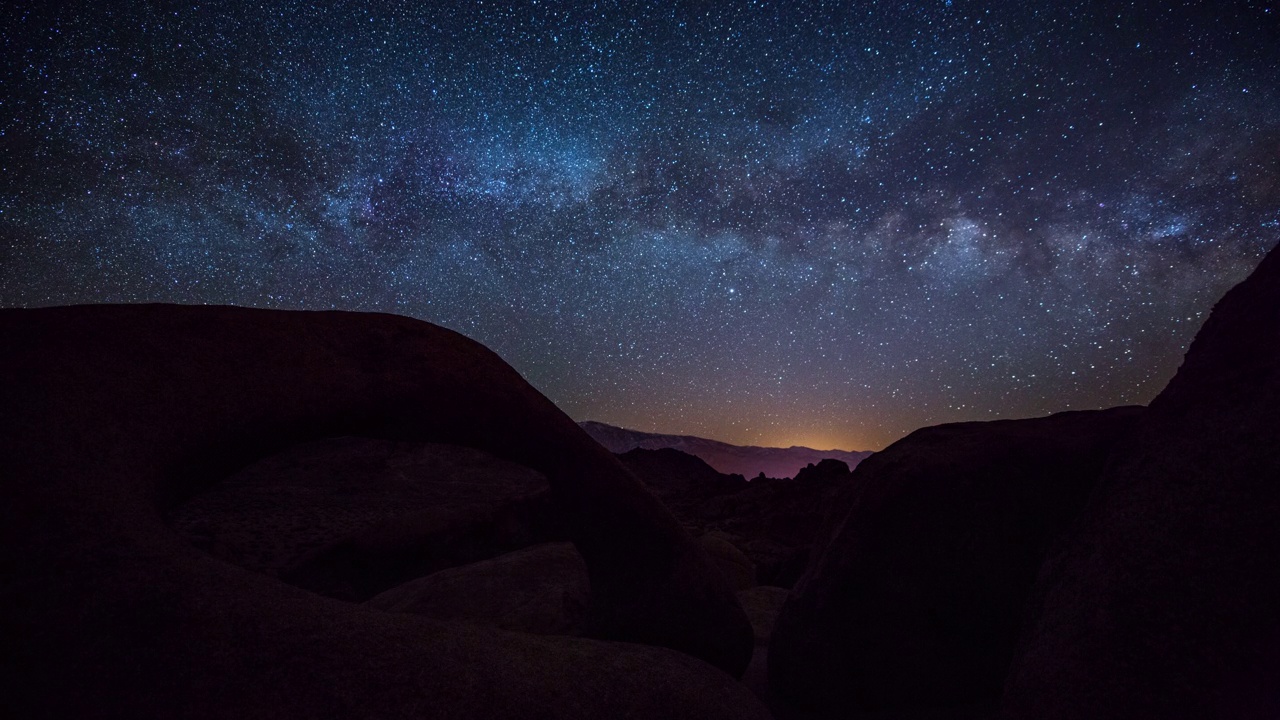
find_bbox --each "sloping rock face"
[1001,246,1280,719]
[619,446,749,497]
[174,437,565,600]
[699,531,757,590]
[768,407,1145,714]
[0,304,759,718]
[367,542,591,636]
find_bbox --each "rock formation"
[173,437,565,600]
[0,304,760,718]
[617,446,748,499]
[618,447,854,587]
[367,542,591,636]
[1001,245,1280,719]
[699,531,758,591]
[768,406,1144,713]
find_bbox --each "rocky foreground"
[2,244,1277,718]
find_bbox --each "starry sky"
[3,1,1278,450]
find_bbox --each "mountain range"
[578,420,873,479]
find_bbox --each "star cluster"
[3,1,1277,449]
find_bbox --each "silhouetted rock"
[1001,245,1280,719]
[699,531,757,590]
[618,446,748,498]
[769,406,1145,714]
[709,463,857,588]
[174,437,565,600]
[618,446,854,588]
[792,458,851,483]
[582,419,872,478]
[0,304,759,718]
[367,542,591,636]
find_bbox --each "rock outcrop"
[768,406,1145,713]
[1001,245,1280,719]
[618,446,748,499]
[698,531,757,591]
[619,448,854,588]
[174,437,565,600]
[367,542,591,636]
[0,304,759,718]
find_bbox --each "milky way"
[3,1,1278,449]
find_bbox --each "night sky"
[3,1,1277,450]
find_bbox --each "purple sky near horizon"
[3,0,1278,450]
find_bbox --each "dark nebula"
[3,0,1277,449]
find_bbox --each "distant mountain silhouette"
[580,420,872,479]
